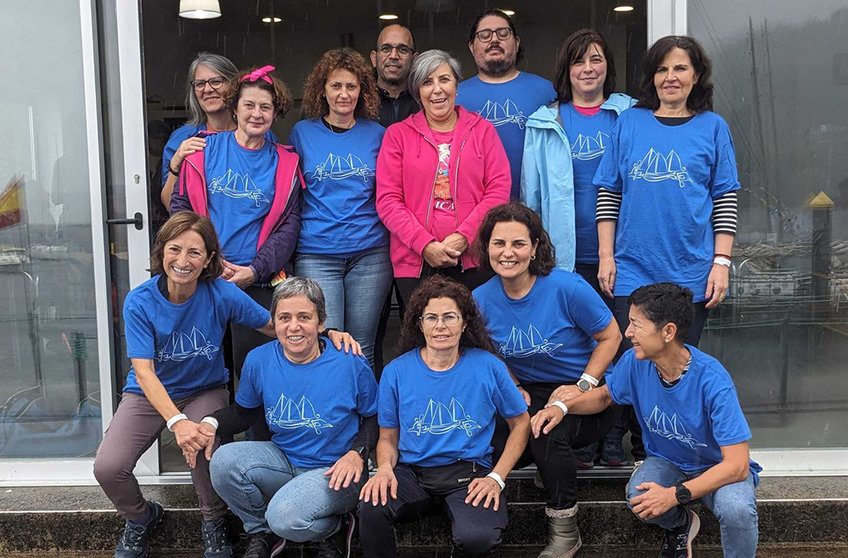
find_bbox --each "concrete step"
[1,475,847,553]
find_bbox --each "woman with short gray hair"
[199,277,377,558]
[376,49,511,306]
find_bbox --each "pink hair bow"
[241,65,275,84]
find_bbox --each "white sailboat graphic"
[478,99,527,129]
[499,324,563,359]
[209,169,271,206]
[571,131,609,161]
[156,327,219,362]
[314,153,374,182]
[628,148,692,188]
[408,398,482,437]
[266,393,333,434]
[643,406,707,451]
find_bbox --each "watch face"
[577,379,591,391]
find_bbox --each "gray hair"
[271,276,327,325]
[408,49,463,104]
[185,52,238,126]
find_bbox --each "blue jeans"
[625,456,759,558]
[209,441,362,542]
[295,245,392,370]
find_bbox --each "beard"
[381,75,405,87]
[483,57,514,76]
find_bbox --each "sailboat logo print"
[209,170,271,206]
[571,132,609,161]
[499,324,563,359]
[156,327,219,362]
[314,153,374,182]
[628,148,692,188]
[478,99,527,129]
[408,398,481,437]
[266,393,333,434]
[644,406,707,451]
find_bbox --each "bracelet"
[166,413,188,432]
[580,373,599,387]
[168,165,180,177]
[200,416,219,429]
[486,471,505,491]
[550,400,568,415]
[714,253,732,260]
[713,256,731,267]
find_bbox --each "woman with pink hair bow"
[171,66,303,401]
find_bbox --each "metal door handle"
[106,212,144,230]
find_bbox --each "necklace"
[324,117,354,133]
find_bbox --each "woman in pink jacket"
[376,49,511,305]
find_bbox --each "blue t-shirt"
[204,131,278,266]
[378,348,526,468]
[473,269,613,384]
[236,340,378,469]
[593,109,740,300]
[606,346,762,481]
[457,73,556,199]
[559,103,619,264]
[289,118,388,255]
[123,277,269,400]
[162,124,277,187]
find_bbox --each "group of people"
[94,9,759,558]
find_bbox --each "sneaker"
[574,445,596,470]
[242,531,285,558]
[200,518,232,558]
[658,509,700,558]
[316,512,355,558]
[114,500,164,558]
[601,438,627,466]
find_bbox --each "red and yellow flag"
[0,175,23,230]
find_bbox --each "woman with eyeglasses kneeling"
[358,275,530,558]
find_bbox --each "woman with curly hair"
[472,203,621,558]
[290,48,391,370]
[358,275,530,557]
[170,65,302,393]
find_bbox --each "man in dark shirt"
[370,24,419,127]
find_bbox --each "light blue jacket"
[520,93,635,270]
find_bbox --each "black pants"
[491,383,620,509]
[609,296,710,461]
[395,264,493,308]
[358,462,507,557]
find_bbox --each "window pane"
[0,1,102,458]
[689,0,848,448]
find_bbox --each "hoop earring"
[530,254,536,260]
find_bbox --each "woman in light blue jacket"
[521,29,634,277]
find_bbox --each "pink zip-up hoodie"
[376,106,511,278]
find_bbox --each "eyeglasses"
[474,27,513,42]
[377,43,414,57]
[191,76,227,90]
[420,312,462,327]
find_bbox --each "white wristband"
[200,416,219,429]
[166,413,188,432]
[486,471,505,491]
[580,373,599,387]
[550,400,568,416]
[713,256,731,267]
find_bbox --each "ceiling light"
[613,3,635,12]
[501,9,515,16]
[261,16,282,23]
[379,13,399,20]
[179,0,221,19]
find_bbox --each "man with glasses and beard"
[458,10,556,200]
[371,24,419,127]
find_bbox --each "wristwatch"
[352,445,367,460]
[675,482,692,505]
[576,378,594,392]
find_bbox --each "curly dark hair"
[398,275,496,355]
[635,35,713,113]
[301,48,380,120]
[476,203,556,277]
[554,29,617,103]
[149,211,223,281]
[222,66,293,118]
[627,282,694,343]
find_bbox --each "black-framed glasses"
[191,76,227,90]
[474,27,513,42]
[420,312,462,328]
[377,43,414,57]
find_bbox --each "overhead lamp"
[613,2,635,12]
[179,0,221,19]
[379,13,399,20]
[501,9,515,16]
[262,16,282,23]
